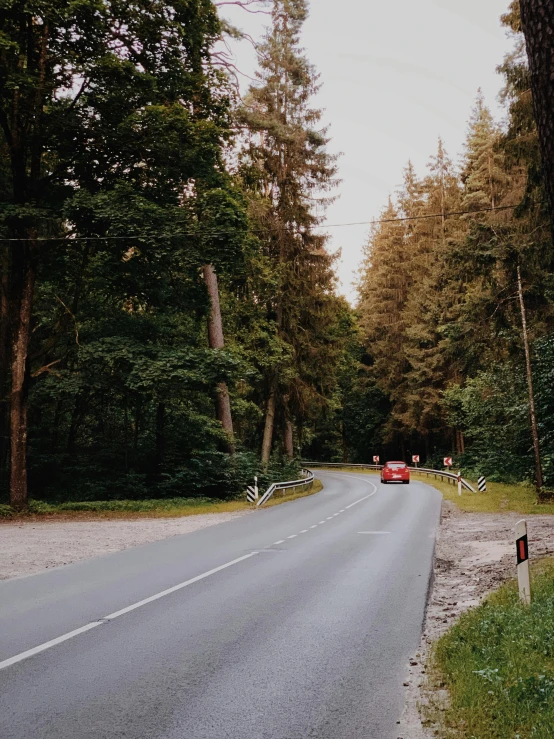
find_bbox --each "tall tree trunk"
[284,419,294,460]
[342,421,348,464]
[261,386,276,469]
[519,0,554,238]
[0,246,10,489]
[67,391,87,455]
[517,265,544,493]
[203,264,234,454]
[9,242,36,509]
[155,402,165,476]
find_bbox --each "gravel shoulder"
[0,511,250,581]
[398,500,554,738]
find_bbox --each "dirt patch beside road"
[398,501,554,738]
[0,512,250,581]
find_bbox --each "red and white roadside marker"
[412,455,420,466]
[516,519,531,605]
[373,456,380,464]
[444,457,453,468]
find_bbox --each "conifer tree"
[397,141,462,439]
[461,91,507,213]
[239,0,340,467]
[359,200,410,408]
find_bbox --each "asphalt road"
[0,471,441,739]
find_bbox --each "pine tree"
[239,0,340,467]
[358,199,410,403]
[461,91,507,213]
[396,141,463,442]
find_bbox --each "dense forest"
[358,1,554,487]
[1,0,553,509]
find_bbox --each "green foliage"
[238,0,345,456]
[431,561,554,738]
[443,334,554,487]
[356,9,554,478]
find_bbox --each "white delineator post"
[457,471,462,496]
[516,519,531,605]
[254,476,259,501]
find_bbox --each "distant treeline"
[356,2,554,486]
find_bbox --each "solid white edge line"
[0,552,259,671]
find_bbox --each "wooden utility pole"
[517,266,544,493]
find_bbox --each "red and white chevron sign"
[373,456,380,463]
[412,455,420,464]
[444,457,453,467]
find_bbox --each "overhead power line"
[0,205,518,242]
[323,204,517,228]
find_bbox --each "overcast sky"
[221,0,514,302]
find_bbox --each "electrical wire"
[0,204,518,242]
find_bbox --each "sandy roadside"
[0,512,251,581]
[397,501,554,738]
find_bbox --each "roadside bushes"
[21,450,301,503]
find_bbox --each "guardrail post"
[516,519,531,605]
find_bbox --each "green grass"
[310,466,554,515]
[411,472,554,515]
[428,559,554,738]
[0,480,323,520]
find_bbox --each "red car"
[381,461,410,484]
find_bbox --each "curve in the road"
[0,471,441,739]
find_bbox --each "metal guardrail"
[257,468,315,507]
[409,467,476,493]
[302,461,476,493]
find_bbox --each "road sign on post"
[444,457,453,467]
[373,456,380,464]
[412,455,420,466]
[478,476,487,492]
[516,519,531,605]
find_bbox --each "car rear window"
[388,463,406,470]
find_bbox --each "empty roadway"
[0,471,441,739]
